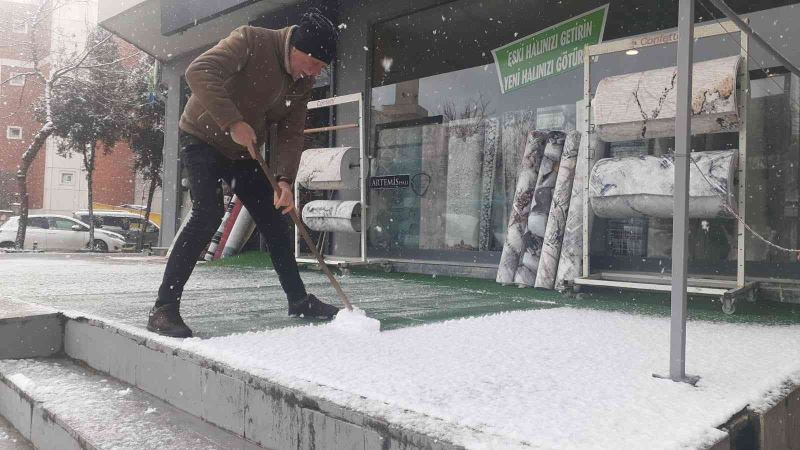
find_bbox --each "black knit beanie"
[290,9,337,65]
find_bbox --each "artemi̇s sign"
[492,4,609,94]
[369,175,410,189]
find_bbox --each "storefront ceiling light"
[626,49,640,56]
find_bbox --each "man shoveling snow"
[148,10,341,338]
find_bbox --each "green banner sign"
[492,4,609,94]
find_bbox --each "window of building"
[6,127,22,140]
[12,20,27,34]
[7,74,25,87]
[60,172,75,185]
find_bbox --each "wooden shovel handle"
[247,143,353,311]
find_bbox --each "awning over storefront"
[98,0,297,62]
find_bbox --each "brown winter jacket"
[179,25,315,181]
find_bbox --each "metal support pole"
[158,64,184,247]
[582,45,592,278]
[737,29,749,288]
[668,0,699,385]
[358,94,367,262]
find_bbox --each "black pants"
[157,137,306,305]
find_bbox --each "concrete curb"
[61,315,465,450]
[0,313,63,360]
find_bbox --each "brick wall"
[0,61,47,211]
[93,141,136,206]
[0,0,49,211]
[90,38,142,207]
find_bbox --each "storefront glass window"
[746,71,800,277]
[368,0,800,279]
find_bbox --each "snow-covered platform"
[2,297,800,449]
[1,253,800,449]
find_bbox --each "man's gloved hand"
[231,120,294,214]
[273,181,295,215]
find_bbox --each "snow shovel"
[246,143,353,312]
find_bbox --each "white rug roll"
[589,150,737,219]
[535,130,581,289]
[302,200,362,233]
[593,56,741,142]
[445,118,485,249]
[479,118,500,251]
[496,131,549,284]
[514,132,565,287]
[295,147,360,190]
[554,130,603,291]
[419,124,448,250]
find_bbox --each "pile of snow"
[7,373,35,392]
[330,306,381,334]
[180,308,800,449]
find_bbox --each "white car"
[0,214,127,252]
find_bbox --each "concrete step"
[0,414,32,450]
[0,303,462,450]
[0,357,264,450]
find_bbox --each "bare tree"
[1,0,140,249]
[126,56,165,251]
[441,93,492,139]
[46,29,132,251]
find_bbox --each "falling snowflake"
[381,57,393,72]
[338,23,347,30]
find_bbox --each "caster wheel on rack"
[722,297,736,315]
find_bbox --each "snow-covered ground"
[3,255,799,448]
[177,308,800,450]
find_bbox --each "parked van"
[73,210,160,248]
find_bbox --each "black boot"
[288,294,340,320]
[147,303,193,338]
